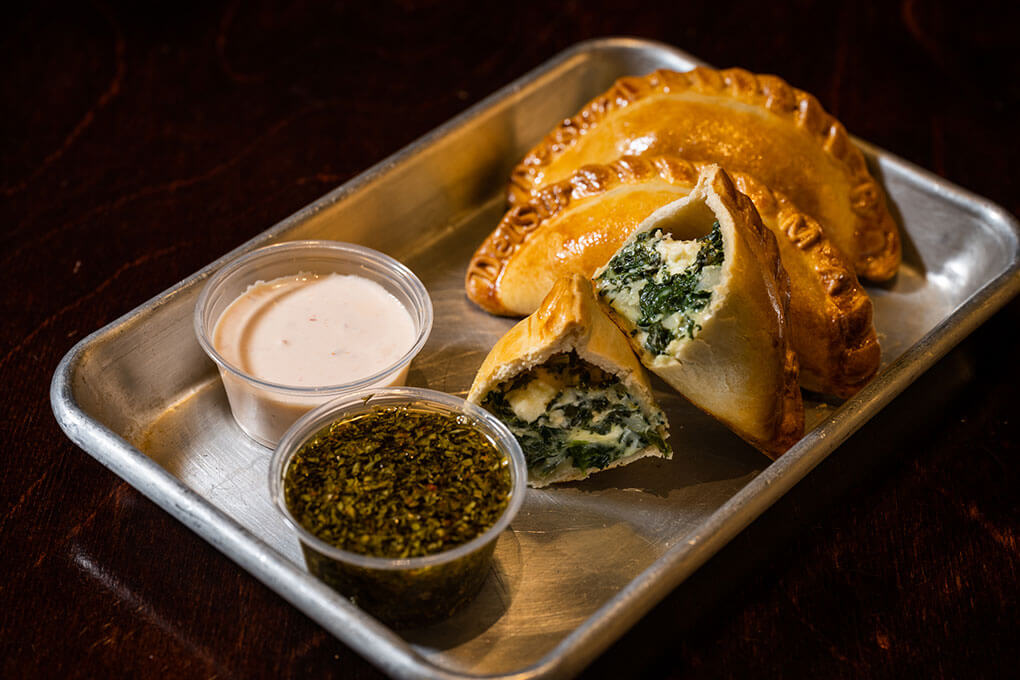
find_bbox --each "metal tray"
[51,38,1020,679]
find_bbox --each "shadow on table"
[584,330,982,678]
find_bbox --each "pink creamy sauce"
[213,273,417,387]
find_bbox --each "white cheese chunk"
[658,238,701,274]
[699,263,723,291]
[507,378,558,423]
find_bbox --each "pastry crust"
[468,155,701,317]
[468,155,879,397]
[593,165,803,457]
[508,67,900,281]
[467,274,670,487]
[729,172,880,397]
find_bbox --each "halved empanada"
[592,165,803,457]
[509,67,900,281]
[468,274,671,487]
[467,155,879,397]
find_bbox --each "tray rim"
[50,36,1020,680]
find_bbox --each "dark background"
[2,1,1017,678]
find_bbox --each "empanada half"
[468,274,671,487]
[468,155,879,397]
[509,67,900,281]
[592,165,803,457]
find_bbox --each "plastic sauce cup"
[194,241,433,447]
[269,387,527,627]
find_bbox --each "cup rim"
[269,387,527,571]
[193,240,433,395]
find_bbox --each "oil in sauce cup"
[269,387,527,628]
[194,241,433,447]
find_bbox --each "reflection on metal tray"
[51,38,1020,679]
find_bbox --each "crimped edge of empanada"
[507,67,900,281]
[727,172,881,397]
[467,154,879,396]
[467,155,702,316]
[467,274,670,487]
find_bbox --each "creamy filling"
[481,353,669,477]
[594,222,724,357]
[213,272,416,387]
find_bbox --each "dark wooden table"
[4,1,1017,677]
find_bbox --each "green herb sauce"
[481,353,669,478]
[284,406,512,559]
[595,221,724,355]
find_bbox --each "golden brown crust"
[508,67,901,281]
[467,275,670,487]
[591,165,803,456]
[467,155,700,316]
[701,166,804,456]
[468,154,880,396]
[728,173,880,397]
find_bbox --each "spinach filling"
[480,353,669,477]
[595,221,724,356]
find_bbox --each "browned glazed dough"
[508,67,901,281]
[467,155,879,396]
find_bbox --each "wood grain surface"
[2,1,1017,678]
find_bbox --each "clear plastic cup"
[269,387,527,627]
[194,241,433,447]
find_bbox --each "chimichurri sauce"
[284,406,512,559]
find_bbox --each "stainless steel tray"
[51,38,1020,679]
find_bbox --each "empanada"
[592,165,803,457]
[468,274,671,487]
[509,67,900,281]
[467,155,879,397]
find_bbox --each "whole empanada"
[592,165,803,457]
[468,274,671,487]
[467,155,879,397]
[509,67,900,281]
